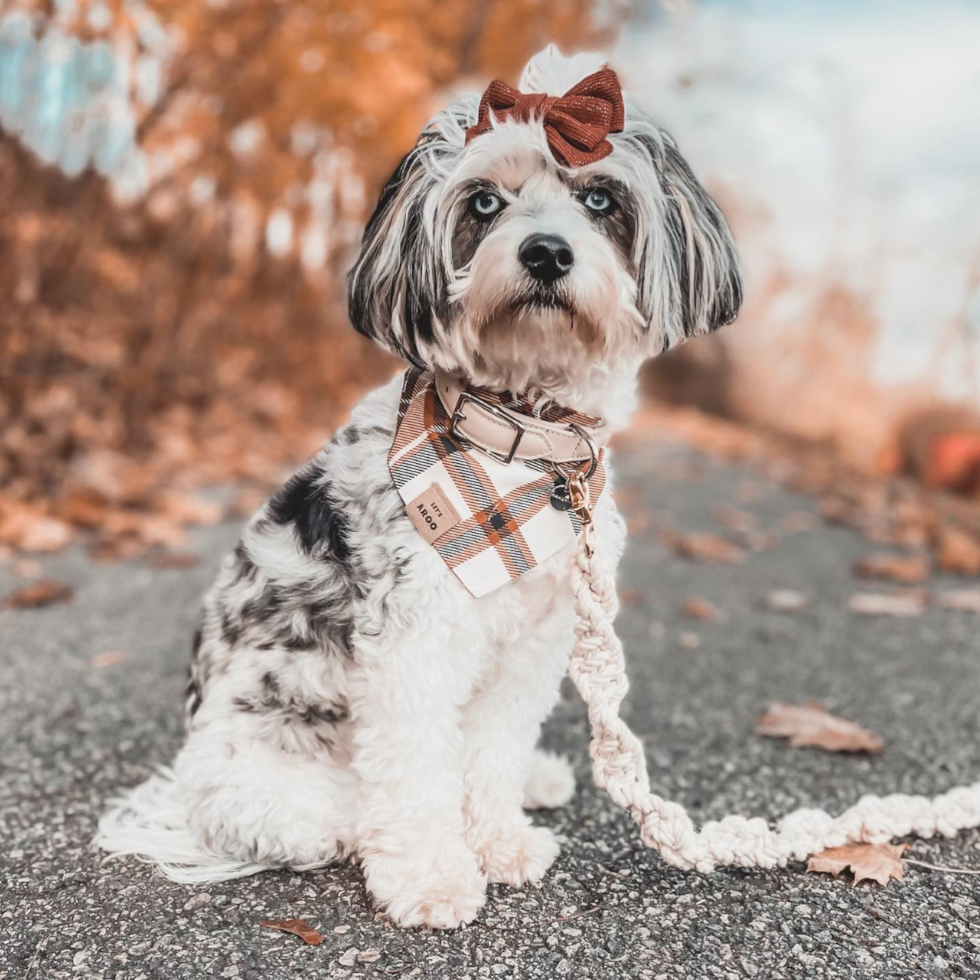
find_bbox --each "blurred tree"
[0,0,621,551]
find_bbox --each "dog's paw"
[523,750,576,810]
[363,846,487,930]
[475,823,560,887]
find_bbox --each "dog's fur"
[97,46,741,929]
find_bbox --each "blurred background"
[1,0,979,563]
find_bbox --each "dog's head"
[348,46,741,411]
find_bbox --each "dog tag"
[406,482,462,544]
[549,477,572,512]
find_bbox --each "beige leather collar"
[434,369,611,466]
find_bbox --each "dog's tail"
[94,768,270,884]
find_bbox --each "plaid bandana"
[388,368,607,598]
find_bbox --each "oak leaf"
[936,527,980,576]
[664,530,744,564]
[4,579,74,609]
[680,596,725,623]
[756,702,884,754]
[852,553,930,584]
[145,551,200,569]
[259,918,323,946]
[848,591,926,618]
[807,843,908,886]
[765,589,810,613]
[937,589,980,613]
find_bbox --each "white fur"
[97,45,740,930]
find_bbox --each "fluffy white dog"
[97,45,741,930]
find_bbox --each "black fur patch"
[657,135,743,335]
[233,677,349,728]
[233,583,355,658]
[230,542,259,587]
[190,626,203,660]
[268,465,352,561]
[569,176,636,263]
[185,674,203,719]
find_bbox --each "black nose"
[519,234,574,284]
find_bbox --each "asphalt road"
[2,435,979,980]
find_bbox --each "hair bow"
[464,67,625,168]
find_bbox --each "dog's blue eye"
[583,189,612,213]
[471,191,503,218]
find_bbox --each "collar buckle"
[449,392,526,464]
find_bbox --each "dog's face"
[348,49,742,409]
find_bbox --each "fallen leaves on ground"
[144,551,200,570]
[935,527,980,576]
[91,650,126,668]
[4,578,74,609]
[848,591,928,618]
[937,589,980,613]
[678,631,701,651]
[617,587,643,607]
[259,918,323,946]
[630,403,980,582]
[680,596,725,623]
[0,501,72,553]
[756,702,884,754]
[765,589,810,613]
[663,530,745,564]
[807,842,908,886]
[852,552,930,584]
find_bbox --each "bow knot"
[465,68,625,168]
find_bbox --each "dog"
[97,45,741,930]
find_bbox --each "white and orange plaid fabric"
[388,368,607,598]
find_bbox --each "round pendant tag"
[550,477,572,512]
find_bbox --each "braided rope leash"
[564,470,980,872]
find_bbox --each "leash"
[564,469,980,871]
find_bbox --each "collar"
[388,368,608,597]
[433,368,612,468]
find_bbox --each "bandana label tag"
[406,482,462,545]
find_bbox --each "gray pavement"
[2,435,979,980]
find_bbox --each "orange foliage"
[0,0,619,556]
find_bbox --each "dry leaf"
[154,491,225,526]
[852,552,930,584]
[765,589,810,613]
[937,589,980,613]
[678,631,701,651]
[779,511,818,534]
[92,650,126,668]
[259,918,323,946]
[848,592,927,618]
[0,502,72,553]
[936,527,980,576]
[4,578,74,609]
[57,486,112,528]
[757,702,884,754]
[617,587,643,607]
[807,842,908,886]
[145,551,200,569]
[664,530,744,564]
[680,596,724,623]
[88,536,148,563]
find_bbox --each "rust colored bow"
[465,67,625,168]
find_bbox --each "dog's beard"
[507,283,574,315]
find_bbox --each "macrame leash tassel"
[564,471,980,873]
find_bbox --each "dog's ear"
[635,129,743,349]
[347,134,447,366]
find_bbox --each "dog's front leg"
[460,601,573,887]
[349,625,487,929]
